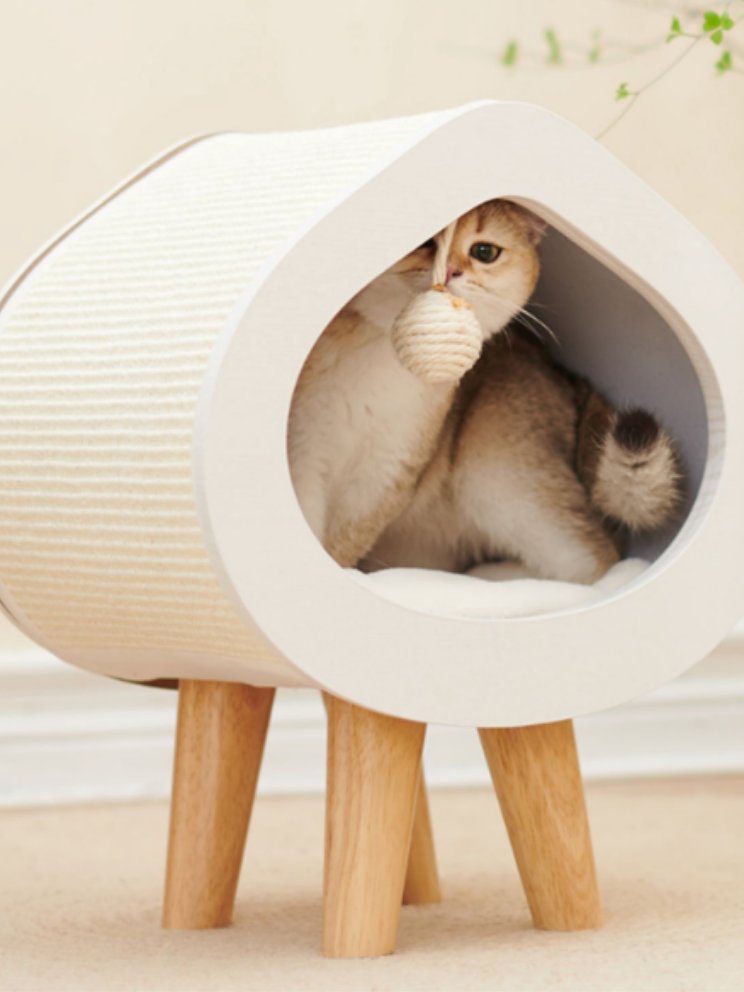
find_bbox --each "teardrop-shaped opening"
[288,199,712,621]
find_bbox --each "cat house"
[2,101,743,957]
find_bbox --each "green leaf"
[588,29,602,62]
[716,49,733,73]
[616,81,631,100]
[722,13,735,30]
[710,28,724,44]
[501,40,519,66]
[667,16,683,43]
[545,27,563,64]
[703,11,722,31]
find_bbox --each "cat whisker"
[510,312,545,341]
[522,300,562,313]
[487,294,560,345]
[511,310,558,346]
[516,307,559,345]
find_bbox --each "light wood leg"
[479,719,603,931]
[321,691,440,908]
[162,679,275,929]
[402,772,442,905]
[323,696,426,958]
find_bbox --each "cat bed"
[1,100,743,727]
[351,559,650,620]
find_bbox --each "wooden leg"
[162,679,275,929]
[479,719,603,931]
[321,690,441,908]
[402,772,442,905]
[323,696,426,958]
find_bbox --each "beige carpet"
[2,779,743,992]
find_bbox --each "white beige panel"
[0,111,446,683]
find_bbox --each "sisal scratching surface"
[0,112,442,668]
[2,778,743,992]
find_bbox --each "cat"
[288,201,546,568]
[364,202,682,583]
[290,199,681,581]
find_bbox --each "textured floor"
[2,779,743,992]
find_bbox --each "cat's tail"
[585,409,683,532]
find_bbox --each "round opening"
[288,203,708,622]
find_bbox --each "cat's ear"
[521,208,548,246]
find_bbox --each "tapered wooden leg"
[479,719,603,931]
[321,691,440,908]
[402,772,442,905]
[323,696,426,958]
[162,679,275,929]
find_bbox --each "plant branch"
[597,12,744,139]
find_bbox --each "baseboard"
[2,631,744,808]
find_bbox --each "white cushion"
[350,558,649,620]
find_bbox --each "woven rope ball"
[391,222,484,384]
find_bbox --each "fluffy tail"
[586,409,683,532]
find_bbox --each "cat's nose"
[445,265,462,283]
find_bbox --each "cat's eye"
[469,242,502,263]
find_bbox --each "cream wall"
[2,0,744,286]
[0,0,742,658]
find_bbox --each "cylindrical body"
[1,101,743,726]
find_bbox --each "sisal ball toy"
[391,221,484,384]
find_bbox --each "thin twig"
[596,34,703,138]
[597,15,743,140]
